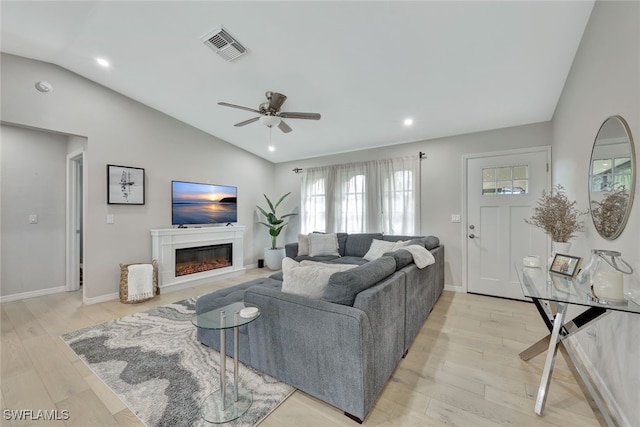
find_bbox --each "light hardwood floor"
[1,269,599,427]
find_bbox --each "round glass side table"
[192,301,260,423]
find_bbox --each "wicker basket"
[119,260,159,304]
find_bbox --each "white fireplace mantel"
[151,226,245,290]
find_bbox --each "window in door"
[482,165,529,195]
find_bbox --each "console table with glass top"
[516,265,640,427]
[192,302,260,424]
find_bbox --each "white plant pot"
[264,248,286,270]
[549,241,572,264]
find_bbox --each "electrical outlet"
[451,214,461,223]
[29,214,38,224]
[106,214,114,224]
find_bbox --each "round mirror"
[588,115,636,240]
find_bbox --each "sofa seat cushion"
[322,256,396,306]
[324,256,369,266]
[293,254,341,263]
[281,258,357,299]
[195,277,282,313]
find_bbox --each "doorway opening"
[66,151,84,295]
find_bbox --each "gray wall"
[552,1,639,424]
[0,125,67,295]
[0,53,276,301]
[274,121,552,289]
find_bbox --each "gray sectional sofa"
[195,233,444,422]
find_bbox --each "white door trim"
[461,146,551,294]
[66,150,85,294]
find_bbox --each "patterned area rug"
[61,298,294,427]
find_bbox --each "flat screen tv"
[171,181,237,226]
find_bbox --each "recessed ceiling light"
[268,146,275,152]
[96,57,110,67]
[404,118,413,126]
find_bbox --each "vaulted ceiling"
[1,1,594,163]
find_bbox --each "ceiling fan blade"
[234,117,260,127]
[266,92,287,111]
[279,112,321,120]
[278,120,293,133]
[218,102,261,114]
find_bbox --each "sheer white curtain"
[301,156,420,234]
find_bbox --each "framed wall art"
[549,253,582,278]
[107,164,145,205]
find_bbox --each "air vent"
[201,26,247,62]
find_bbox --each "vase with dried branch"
[590,185,629,238]
[525,184,587,245]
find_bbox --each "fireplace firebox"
[175,243,232,277]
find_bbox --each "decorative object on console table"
[549,253,582,278]
[257,192,297,270]
[524,184,586,262]
[577,249,634,304]
[107,164,145,205]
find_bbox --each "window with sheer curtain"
[301,156,420,234]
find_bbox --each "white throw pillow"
[297,234,310,256]
[308,233,340,257]
[363,239,408,261]
[281,258,356,298]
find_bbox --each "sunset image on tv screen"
[172,181,237,225]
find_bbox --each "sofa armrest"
[352,271,406,398]
[243,285,375,420]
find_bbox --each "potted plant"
[525,184,586,257]
[257,192,297,270]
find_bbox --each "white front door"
[465,148,550,300]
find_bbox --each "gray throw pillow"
[322,256,396,306]
[308,233,340,257]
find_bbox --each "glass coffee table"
[192,301,260,423]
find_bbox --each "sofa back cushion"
[344,233,383,257]
[383,235,440,250]
[383,249,414,270]
[323,256,396,306]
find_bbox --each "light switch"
[29,214,38,224]
[106,214,114,224]
[451,214,461,223]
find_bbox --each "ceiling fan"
[218,91,321,133]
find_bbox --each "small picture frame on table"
[107,164,145,205]
[549,253,582,278]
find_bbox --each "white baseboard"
[83,292,119,305]
[81,269,249,305]
[569,337,630,427]
[0,286,66,303]
[444,284,464,293]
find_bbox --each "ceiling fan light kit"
[260,115,281,127]
[218,91,321,134]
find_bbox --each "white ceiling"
[1,1,594,163]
